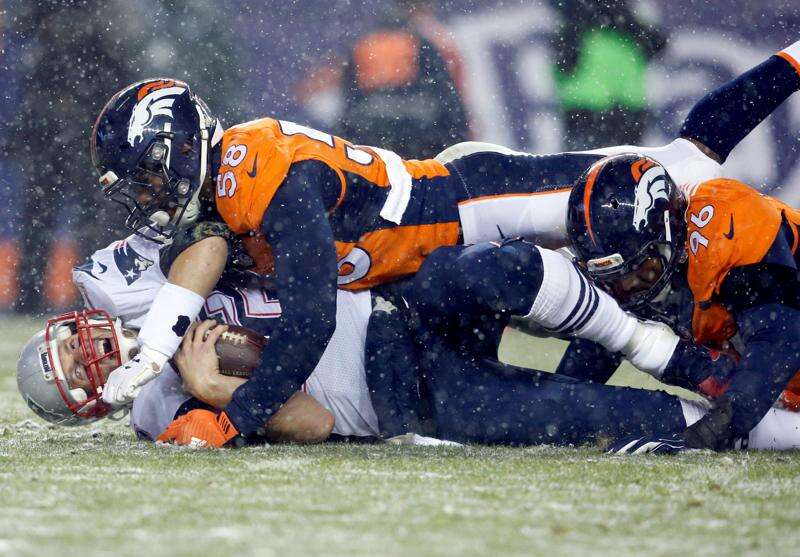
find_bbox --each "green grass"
[1,316,799,557]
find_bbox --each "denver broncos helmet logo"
[631,159,669,231]
[127,80,186,145]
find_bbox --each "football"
[214,324,267,378]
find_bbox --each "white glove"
[622,320,680,378]
[102,346,169,405]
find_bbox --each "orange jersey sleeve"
[215,119,290,233]
[686,178,784,344]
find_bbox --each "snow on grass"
[1,316,799,557]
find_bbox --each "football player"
[16,229,370,442]
[17,228,800,450]
[565,43,800,451]
[88,39,800,447]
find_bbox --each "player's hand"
[156,409,240,449]
[101,346,168,405]
[683,397,741,451]
[606,433,688,455]
[174,320,228,402]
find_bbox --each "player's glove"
[682,396,746,451]
[102,346,168,405]
[606,433,689,455]
[157,409,241,449]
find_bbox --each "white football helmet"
[17,309,139,426]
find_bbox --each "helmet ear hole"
[610,198,620,210]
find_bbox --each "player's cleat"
[606,434,689,455]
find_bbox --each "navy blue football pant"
[366,240,689,445]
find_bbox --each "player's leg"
[419,333,689,446]
[411,239,676,374]
[436,142,602,246]
[363,300,432,438]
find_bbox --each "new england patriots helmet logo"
[113,242,154,285]
[126,80,187,146]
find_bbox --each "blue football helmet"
[566,154,688,310]
[91,78,222,242]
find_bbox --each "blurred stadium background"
[0,0,798,316]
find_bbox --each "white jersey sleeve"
[72,234,168,329]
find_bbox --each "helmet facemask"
[100,134,199,242]
[586,240,683,311]
[22,310,139,424]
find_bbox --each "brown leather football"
[215,325,267,378]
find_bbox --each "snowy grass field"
[2,316,800,556]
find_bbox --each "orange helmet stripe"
[630,157,656,182]
[137,79,178,101]
[583,160,606,246]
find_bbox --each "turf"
[1,316,799,557]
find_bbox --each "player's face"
[130,170,175,211]
[56,329,120,393]
[604,256,664,303]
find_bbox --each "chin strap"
[178,117,223,228]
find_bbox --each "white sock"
[524,247,636,352]
[622,320,680,378]
[137,282,205,359]
[778,39,800,70]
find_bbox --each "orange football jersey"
[214,118,457,289]
[683,178,800,345]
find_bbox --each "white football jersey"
[303,290,379,438]
[73,234,168,329]
[74,235,379,441]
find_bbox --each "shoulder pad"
[215,119,291,233]
[686,179,785,344]
[686,179,782,305]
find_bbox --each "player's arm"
[222,162,338,441]
[102,233,228,405]
[262,392,335,444]
[680,39,800,163]
[706,259,800,441]
[173,321,334,444]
